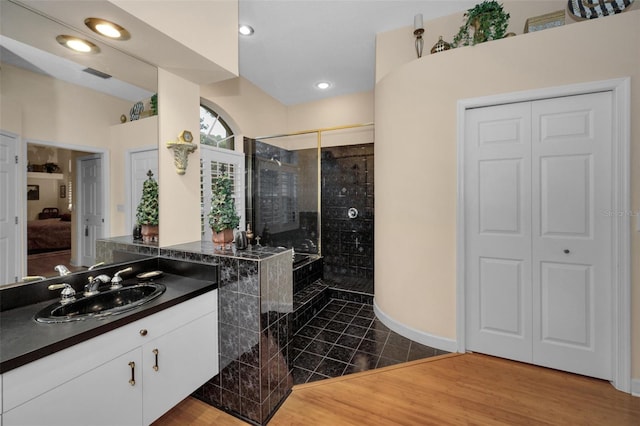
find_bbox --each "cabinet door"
[3,349,142,426]
[142,311,218,425]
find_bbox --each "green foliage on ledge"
[208,173,240,233]
[453,0,510,47]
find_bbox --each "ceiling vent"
[82,67,112,79]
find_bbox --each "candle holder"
[413,13,424,59]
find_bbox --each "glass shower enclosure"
[244,124,374,295]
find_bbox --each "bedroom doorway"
[25,141,96,279]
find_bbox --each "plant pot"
[141,224,159,243]
[212,228,234,247]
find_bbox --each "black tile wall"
[321,144,374,294]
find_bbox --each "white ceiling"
[1,0,476,106]
[238,0,475,105]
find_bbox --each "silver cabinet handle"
[128,361,136,386]
[153,348,159,372]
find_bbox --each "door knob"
[563,249,570,254]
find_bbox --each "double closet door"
[464,92,613,380]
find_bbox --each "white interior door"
[465,101,533,363]
[465,92,613,380]
[531,92,612,379]
[79,156,103,267]
[128,148,158,232]
[0,132,19,284]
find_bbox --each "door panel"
[540,154,592,237]
[479,257,524,336]
[531,92,612,380]
[465,102,532,362]
[479,159,522,234]
[80,157,103,267]
[540,262,592,347]
[0,133,18,284]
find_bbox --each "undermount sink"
[35,283,166,323]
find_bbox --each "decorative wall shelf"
[27,172,64,180]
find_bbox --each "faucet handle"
[48,283,76,304]
[111,267,133,289]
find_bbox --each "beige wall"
[1,63,135,269]
[157,68,201,247]
[377,1,582,83]
[200,77,288,139]
[201,77,374,150]
[111,0,238,83]
[375,11,640,379]
[0,64,129,146]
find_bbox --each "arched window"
[199,104,234,150]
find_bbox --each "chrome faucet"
[54,265,71,276]
[48,283,76,304]
[88,262,105,271]
[84,274,110,296]
[110,267,133,290]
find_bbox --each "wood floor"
[153,353,640,426]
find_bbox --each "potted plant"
[452,0,510,47]
[208,173,240,247]
[135,170,159,242]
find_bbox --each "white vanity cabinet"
[142,310,218,425]
[2,289,218,426]
[3,349,143,426]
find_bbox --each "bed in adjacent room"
[27,208,72,254]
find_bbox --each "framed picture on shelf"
[524,10,565,33]
[60,185,66,198]
[27,185,39,200]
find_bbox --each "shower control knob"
[347,207,358,219]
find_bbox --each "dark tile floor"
[291,299,448,385]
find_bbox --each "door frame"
[456,78,631,393]
[19,139,109,268]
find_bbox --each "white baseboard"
[631,378,640,397]
[373,299,458,353]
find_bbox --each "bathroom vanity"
[0,257,218,426]
[1,238,295,426]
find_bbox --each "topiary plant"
[136,170,159,226]
[208,173,240,233]
[452,0,510,47]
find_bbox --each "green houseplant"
[452,0,510,47]
[136,170,159,242]
[208,173,240,246]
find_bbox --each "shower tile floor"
[291,299,448,385]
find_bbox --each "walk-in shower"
[243,124,374,296]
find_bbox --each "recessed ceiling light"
[239,25,254,36]
[85,18,131,40]
[315,81,331,90]
[56,35,100,53]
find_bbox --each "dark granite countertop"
[161,240,290,262]
[0,273,216,374]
